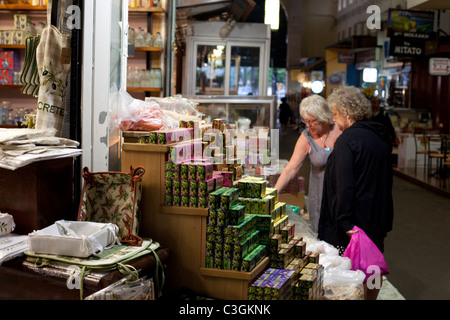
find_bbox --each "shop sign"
[388,37,425,57]
[387,9,434,38]
[387,9,434,58]
[356,49,376,64]
[338,52,355,64]
[429,58,450,76]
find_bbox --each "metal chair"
[413,132,428,175]
[427,134,446,177]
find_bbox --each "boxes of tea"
[280,222,295,243]
[220,187,239,212]
[294,240,307,259]
[241,244,267,272]
[248,268,296,300]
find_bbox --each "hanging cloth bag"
[77,166,146,246]
[35,0,71,137]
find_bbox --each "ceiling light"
[265,0,280,30]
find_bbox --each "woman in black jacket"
[319,86,394,300]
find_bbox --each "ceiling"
[175,0,256,53]
[407,0,450,10]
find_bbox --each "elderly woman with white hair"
[275,94,341,233]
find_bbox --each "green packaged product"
[198,196,207,208]
[172,195,181,206]
[164,194,172,206]
[188,163,197,180]
[220,188,239,212]
[149,131,158,144]
[181,195,189,207]
[265,187,278,203]
[180,163,189,180]
[229,204,245,225]
[181,179,189,197]
[295,241,306,258]
[270,234,282,253]
[189,196,198,208]
[137,135,149,144]
[252,180,267,198]
[172,163,180,179]
[208,187,228,211]
[164,178,172,195]
[172,179,181,196]
[189,180,198,197]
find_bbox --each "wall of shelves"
[0,4,46,122]
[126,2,166,99]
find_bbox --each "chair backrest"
[427,135,445,154]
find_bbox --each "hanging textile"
[35,0,71,137]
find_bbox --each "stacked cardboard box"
[164,158,220,208]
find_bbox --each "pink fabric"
[343,226,389,282]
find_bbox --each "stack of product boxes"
[0,14,33,85]
[0,14,29,45]
[205,176,288,273]
[248,225,324,300]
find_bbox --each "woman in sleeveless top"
[275,95,341,234]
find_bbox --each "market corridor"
[278,125,450,300]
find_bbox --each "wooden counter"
[121,141,267,300]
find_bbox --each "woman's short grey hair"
[299,94,334,125]
[328,86,371,121]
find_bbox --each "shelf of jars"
[0,4,46,11]
[134,46,162,52]
[129,7,163,13]
[0,44,25,49]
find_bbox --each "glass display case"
[182,95,277,129]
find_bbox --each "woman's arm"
[274,134,310,193]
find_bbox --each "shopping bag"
[342,226,389,283]
[35,0,71,136]
[77,166,146,246]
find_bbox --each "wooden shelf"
[134,46,163,52]
[122,141,170,153]
[128,6,164,13]
[160,205,209,217]
[0,84,22,89]
[0,4,46,10]
[200,257,270,281]
[0,44,25,49]
[127,87,161,92]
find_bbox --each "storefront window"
[231,46,260,96]
[195,45,226,95]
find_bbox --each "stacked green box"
[241,244,267,272]
[293,263,324,300]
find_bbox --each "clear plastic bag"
[146,95,203,123]
[116,89,176,131]
[85,274,155,300]
[322,268,365,300]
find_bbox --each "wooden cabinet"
[127,4,165,98]
[120,139,269,300]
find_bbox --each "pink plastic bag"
[343,226,389,283]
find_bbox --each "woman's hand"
[346,229,358,237]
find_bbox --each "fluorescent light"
[363,67,378,83]
[265,0,280,30]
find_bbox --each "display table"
[0,247,170,300]
[121,141,269,299]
